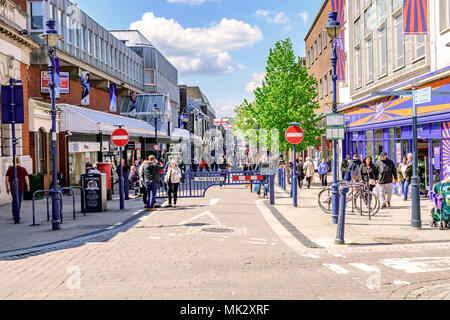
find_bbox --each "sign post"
[112,127,129,210]
[285,124,304,207]
[1,79,24,223]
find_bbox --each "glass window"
[93,35,98,58]
[38,129,46,174]
[73,22,79,47]
[354,18,361,44]
[394,13,404,68]
[329,70,332,93]
[355,46,361,87]
[439,0,450,31]
[378,25,387,75]
[366,36,373,82]
[355,0,361,16]
[364,5,375,36]
[66,15,72,43]
[375,129,383,140]
[392,0,402,12]
[144,69,155,85]
[415,34,426,59]
[58,10,64,37]
[319,78,323,99]
[311,46,314,62]
[81,27,86,51]
[396,127,401,139]
[377,0,387,25]
[87,31,91,54]
[30,1,44,30]
[324,74,328,96]
[318,34,322,54]
[323,31,327,48]
[314,41,318,59]
[89,32,93,55]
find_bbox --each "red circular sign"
[154,144,160,151]
[285,125,304,145]
[111,128,129,147]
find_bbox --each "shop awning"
[59,104,168,138]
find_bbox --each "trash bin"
[96,162,112,200]
[81,173,107,212]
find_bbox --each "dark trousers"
[297,176,304,188]
[146,182,158,208]
[141,185,147,206]
[306,177,312,188]
[11,189,23,222]
[168,182,179,205]
[321,174,328,186]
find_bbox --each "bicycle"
[318,181,380,218]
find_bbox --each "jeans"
[257,184,268,196]
[320,174,328,186]
[11,189,23,222]
[402,180,411,200]
[168,182,179,205]
[146,182,158,208]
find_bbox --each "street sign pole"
[293,143,297,207]
[411,89,421,228]
[286,123,303,208]
[112,126,129,210]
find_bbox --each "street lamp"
[326,12,343,225]
[40,20,63,231]
[152,103,160,160]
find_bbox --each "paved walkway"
[273,180,442,248]
[0,190,164,253]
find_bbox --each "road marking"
[381,257,450,273]
[209,198,221,206]
[248,241,267,245]
[178,210,225,227]
[147,236,161,240]
[332,253,346,258]
[323,264,349,274]
[301,254,320,259]
[349,263,380,273]
[394,280,411,286]
[250,238,267,242]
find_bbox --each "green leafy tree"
[236,38,323,153]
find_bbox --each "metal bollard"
[269,175,275,205]
[335,185,349,245]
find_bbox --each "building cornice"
[0,20,40,50]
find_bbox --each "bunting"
[403,0,428,35]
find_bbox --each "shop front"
[342,76,450,196]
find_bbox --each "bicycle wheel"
[318,188,332,214]
[354,190,380,216]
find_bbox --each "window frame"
[354,45,362,89]
[393,10,405,70]
[365,34,374,84]
[377,22,388,78]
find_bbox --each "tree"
[236,38,323,153]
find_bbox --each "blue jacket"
[318,163,329,175]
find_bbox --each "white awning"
[171,128,191,139]
[59,104,167,138]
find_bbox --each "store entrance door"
[418,139,429,197]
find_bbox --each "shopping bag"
[252,183,261,193]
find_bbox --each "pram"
[430,182,450,230]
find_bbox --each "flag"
[109,83,117,112]
[81,71,89,105]
[214,119,230,126]
[331,0,346,83]
[54,58,60,99]
[129,91,137,116]
[404,0,428,35]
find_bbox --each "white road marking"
[147,236,161,240]
[323,264,349,274]
[349,263,380,273]
[178,210,225,227]
[247,241,268,245]
[209,198,221,206]
[301,254,320,259]
[332,253,346,258]
[381,257,450,273]
[394,280,411,286]
[250,238,267,242]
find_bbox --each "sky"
[73,0,324,118]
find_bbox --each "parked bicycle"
[318,181,380,218]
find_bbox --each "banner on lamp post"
[110,83,117,112]
[81,71,90,105]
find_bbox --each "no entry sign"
[285,125,304,145]
[111,128,129,147]
[154,144,160,151]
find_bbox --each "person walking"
[341,155,351,180]
[303,157,315,189]
[348,154,362,182]
[296,157,305,189]
[5,157,29,224]
[318,158,330,187]
[164,160,182,208]
[359,156,378,192]
[374,151,398,208]
[256,155,270,198]
[143,155,164,211]
[400,154,413,201]
[139,160,149,208]
[128,166,140,196]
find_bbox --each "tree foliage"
[234,38,323,152]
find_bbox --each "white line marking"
[349,263,380,273]
[147,236,161,240]
[248,241,267,245]
[332,253,346,258]
[250,238,267,241]
[381,257,450,274]
[394,280,411,286]
[177,210,225,227]
[323,264,349,274]
[209,198,220,206]
[301,254,320,259]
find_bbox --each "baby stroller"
[430,182,450,230]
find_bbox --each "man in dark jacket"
[143,155,164,210]
[374,152,398,208]
[341,155,350,180]
[348,155,362,182]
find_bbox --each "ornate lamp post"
[326,12,344,225]
[40,20,63,230]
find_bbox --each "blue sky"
[74,0,324,117]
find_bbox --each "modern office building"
[340,0,450,196]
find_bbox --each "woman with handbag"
[359,155,378,192]
[164,160,182,208]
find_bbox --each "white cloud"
[215,104,237,118]
[255,10,290,25]
[297,11,309,24]
[130,12,263,75]
[245,72,266,92]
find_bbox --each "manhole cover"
[184,223,209,227]
[202,228,234,233]
[373,237,412,244]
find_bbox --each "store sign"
[69,142,100,153]
[414,87,432,105]
[126,142,142,150]
[41,71,69,95]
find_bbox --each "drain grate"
[202,228,234,233]
[373,237,412,244]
